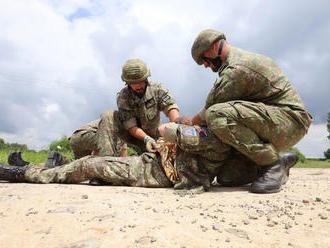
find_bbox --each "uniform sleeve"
[205,66,250,109]
[197,108,207,121]
[157,84,179,115]
[117,91,138,130]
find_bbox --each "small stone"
[200,225,208,232]
[267,222,275,227]
[315,197,322,202]
[319,213,328,220]
[243,220,250,225]
[82,194,88,199]
[151,238,157,243]
[225,238,230,243]
[302,199,309,204]
[285,223,292,229]
[249,215,258,220]
[212,224,220,231]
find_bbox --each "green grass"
[0,149,73,165]
[295,159,330,168]
[1,149,330,168]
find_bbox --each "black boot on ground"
[45,151,64,168]
[0,163,27,182]
[8,151,29,167]
[250,152,299,194]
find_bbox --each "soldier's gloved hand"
[144,136,159,153]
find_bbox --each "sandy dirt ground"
[0,168,329,248]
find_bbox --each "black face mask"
[202,39,225,71]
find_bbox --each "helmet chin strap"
[204,39,225,71]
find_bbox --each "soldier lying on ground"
[0,123,299,193]
[7,110,128,185]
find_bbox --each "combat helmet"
[121,58,151,84]
[191,29,226,65]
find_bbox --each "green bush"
[282,147,306,163]
[0,137,28,151]
[324,148,330,159]
[49,136,72,153]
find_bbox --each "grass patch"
[295,159,330,168]
[0,149,73,165]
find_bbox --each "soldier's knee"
[100,109,115,120]
[205,103,235,131]
[205,103,234,122]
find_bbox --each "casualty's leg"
[1,154,172,188]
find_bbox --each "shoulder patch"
[181,127,197,137]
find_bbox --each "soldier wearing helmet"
[99,58,180,153]
[184,29,313,194]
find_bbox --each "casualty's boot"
[8,151,29,167]
[0,163,27,182]
[45,151,68,168]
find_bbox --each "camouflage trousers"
[25,153,172,188]
[174,124,258,187]
[205,101,312,165]
[69,119,100,159]
[98,110,145,154]
[96,110,127,157]
[70,111,126,159]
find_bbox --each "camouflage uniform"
[96,110,127,157]
[197,46,312,166]
[69,119,100,159]
[24,153,171,188]
[108,80,179,150]
[71,112,127,159]
[166,124,258,188]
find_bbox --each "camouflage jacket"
[117,81,179,138]
[200,47,308,114]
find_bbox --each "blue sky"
[0,0,329,157]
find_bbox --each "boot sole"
[249,185,281,194]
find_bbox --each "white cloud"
[295,124,330,158]
[44,103,60,120]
